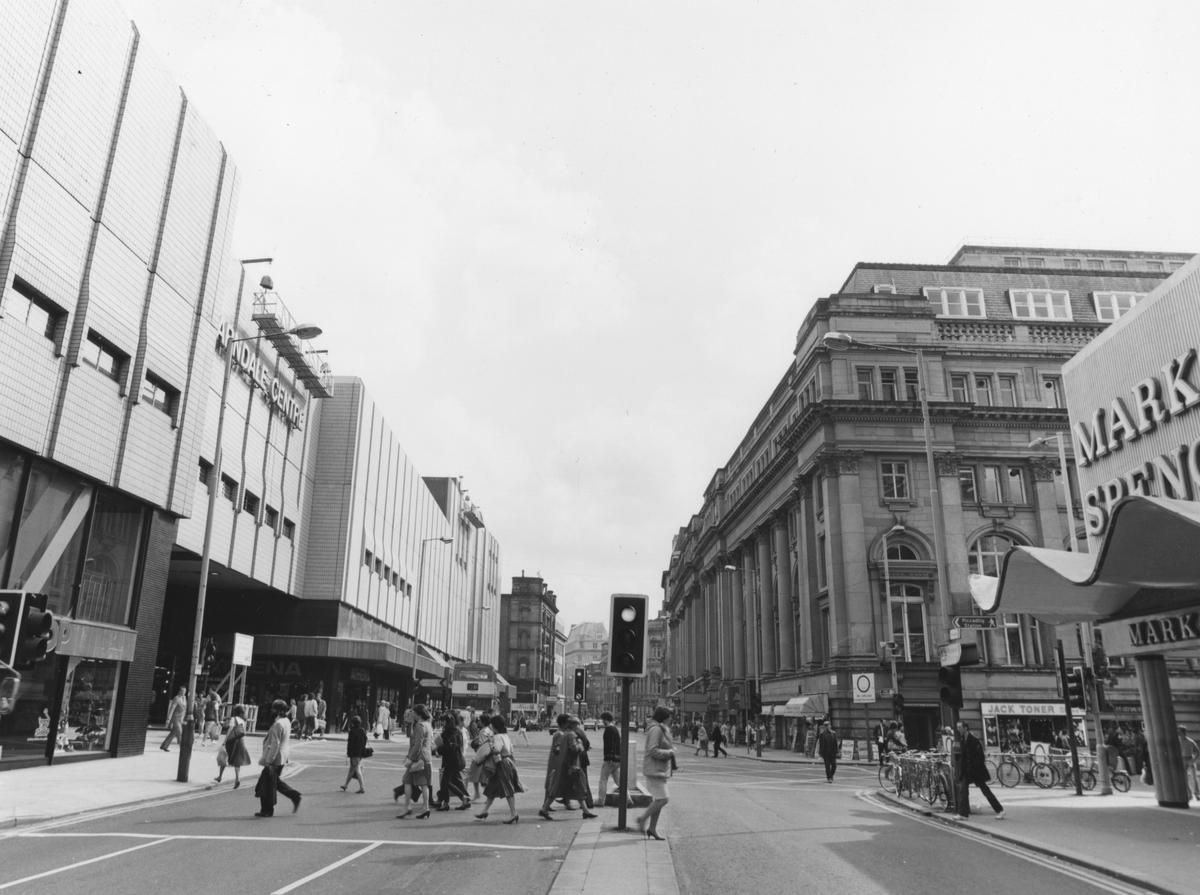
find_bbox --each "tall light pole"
[724,563,762,756]
[179,267,321,781]
[411,536,453,694]
[1031,432,1111,794]
[881,522,905,705]
[822,331,954,647]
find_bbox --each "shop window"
[81,329,129,386]
[0,444,27,579]
[78,488,144,626]
[1010,289,1072,321]
[11,461,94,617]
[242,490,259,517]
[880,460,910,500]
[282,517,295,540]
[5,277,67,351]
[220,475,237,502]
[62,657,121,753]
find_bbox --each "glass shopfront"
[980,701,1088,753]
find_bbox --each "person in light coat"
[636,706,677,841]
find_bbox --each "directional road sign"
[953,615,998,629]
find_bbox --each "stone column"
[757,529,777,674]
[794,478,815,670]
[773,517,796,673]
[730,560,746,680]
[707,573,720,676]
[1136,654,1190,808]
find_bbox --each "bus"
[450,663,513,715]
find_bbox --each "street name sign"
[953,615,998,629]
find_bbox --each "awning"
[982,496,1200,625]
[495,672,512,688]
[417,644,452,670]
[776,694,829,717]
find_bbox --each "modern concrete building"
[498,574,559,721]
[663,244,1193,755]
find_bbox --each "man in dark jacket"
[817,722,840,782]
[597,712,622,806]
[956,720,1004,819]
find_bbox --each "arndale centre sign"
[217,323,307,430]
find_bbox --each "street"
[0,735,1167,895]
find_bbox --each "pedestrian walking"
[467,711,494,801]
[570,716,596,809]
[516,714,530,746]
[711,722,728,758]
[203,691,221,744]
[434,712,471,810]
[302,693,318,740]
[745,721,755,754]
[538,713,598,821]
[375,700,391,740]
[396,704,434,819]
[160,687,187,751]
[817,721,840,782]
[694,723,709,757]
[315,692,327,738]
[215,703,251,787]
[955,720,1004,820]
[596,712,622,806]
[475,715,524,824]
[636,706,676,841]
[873,719,888,766]
[340,715,369,793]
[403,705,416,738]
[254,699,302,817]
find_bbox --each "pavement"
[2,733,1198,895]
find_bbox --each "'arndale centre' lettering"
[1076,348,1200,535]
[217,325,306,429]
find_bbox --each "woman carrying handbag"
[396,704,434,819]
[341,715,369,793]
[215,704,251,788]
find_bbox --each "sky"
[118,0,1200,631]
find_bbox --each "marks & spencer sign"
[1098,608,1200,658]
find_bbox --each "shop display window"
[8,462,93,616]
[78,490,144,626]
[58,657,120,753]
[0,444,26,577]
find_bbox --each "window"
[392,571,400,589]
[1010,289,1071,320]
[198,458,212,484]
[982,465,1003,502]
[375,558,383,576]
[880,367,918,401]
[880,460,910,500]
[1004,256,1021,267]
[969,533,1011,577]
[873,283,897,294]
[1093,291,1146,322]
[887,583,928,662]
[959,467,978,502]
[81,330,128,383]
[264,505,278,530]
[1007,466,1027,503]
[1087,259,1104,270]
[856,367,875,400]
[997,374,1018,407]
[925,286,986,318]
[904,368,920,400]
[1062,258,1081,270]
[282,518,295,540]
[5,277,65,347]
[220,474,237,502]
[242,490,259,516]
[140,371,178,419]
[880,368,899,401]
[816,533,827,590]
[950,373,970,403]
[383,564,391,583]
[974,375,994,406]
[814,473,824,515]
[1026,257,1044,268]
[364,548,373,567]
[1146,261,1164,272]
[1041,374,1065,408]
[1107,259,1128,271]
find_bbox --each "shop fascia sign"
[1097,607,1200,658]
[1073,347,1200,536]
[217,323,306,430]
[980,702,1065,717]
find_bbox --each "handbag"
[409,759,426,773]
[363,746,374,758]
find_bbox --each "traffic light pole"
[617,677,632,832]
[1056,640,1084,796]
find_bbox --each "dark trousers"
[822,756,837,780]
[959,778,1003,816]
[256,765,300,816]
[437,767,469,804]
[713,742,728,758]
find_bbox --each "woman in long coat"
[434,713,471,810]
[476,715,524,823]
[538,713,598,821]
[396,704,433,819]
[636,706,677,840]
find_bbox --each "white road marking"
[0,835,174,890]
[19,830,557,850]
[272,841,383,894]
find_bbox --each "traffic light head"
[0,591,18,667]
[11,593,53,671]
[1065,665,1086,709]
[938,666,963,709]
[573,667,586,702]
[608,593,648,676]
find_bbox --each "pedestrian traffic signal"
[203,637,217,669]
[608,593,648,676]
[938,666,963,709]
[1065,665,1086,709]
[10,593,53,670]
[574,667,586,702]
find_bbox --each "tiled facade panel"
[84,228,149,350]
[140,279,193,394]
[0,0,55,147]
[33,0,132,211]
[198,175,240,326]
[52,364,124,480]
[154,107,221,303]
[301,385,358,601]
[118,393,177,503]
[104,46,182,262]
[0,138,17,208]
[0,308,61,451]
[14,164,92,311]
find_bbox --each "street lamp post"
[822,332,954,647]
[880,520,906,698]
[723,563,762,756]
[178,269,321,781]
[1031,432,1112,794]
[411,536,453,695]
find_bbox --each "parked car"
[583,717,599,730]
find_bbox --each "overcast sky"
[120,0,1199,631]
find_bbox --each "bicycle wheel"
[1032,761,1057,789]
[1079,768,1097,791]
[1111,770,1131,793]
[985,758,999,782]
[925,768,951,808]
[997,759,1021,788]
[879,763,898,793]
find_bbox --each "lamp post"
[471,604,492,662]
[178,268,321,781]
[1030,433,1111,794]
[411,536,453,695]
[723,563,762,756]
[822,331,954,647]
[881,520,905,685]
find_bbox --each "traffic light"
[747,679,761,715]
[574,667,586,702]
[203,637,217,669]
[938,666,963,709]
[608,593,648,676]
[11,593,53,670]
[0,590,18,667]
[893,693,905,716]
[1065,665,1086,709]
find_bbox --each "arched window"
[886,542,919,562]
[968,533,1042,667]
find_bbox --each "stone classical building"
[663,245,1193,754]
[499,575,559,720]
